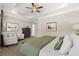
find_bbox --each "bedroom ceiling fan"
[25,3,43,13]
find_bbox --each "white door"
[31,24,36,36]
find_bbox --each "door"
[31,24,36,36]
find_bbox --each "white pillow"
[69,45,79,56]
[59,35,73,55]
[70,34,79,46]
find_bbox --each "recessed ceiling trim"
[38,6,79,19]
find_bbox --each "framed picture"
[47,22,57,32]
[7,22,18,31]
[73,23,79,35]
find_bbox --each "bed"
[39,34,79,56]
[18,34,79,56]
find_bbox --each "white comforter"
[39,38,60,56]
[39,37,79,56]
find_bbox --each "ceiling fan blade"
[36,10,40,13]
[32,10,34,12]
[25,7,32,9]
[32,3,35,7]
[37,6,43,9]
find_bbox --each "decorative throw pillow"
[54,37,64,50]
[59,35,73,55]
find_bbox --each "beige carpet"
[0,37,37,56]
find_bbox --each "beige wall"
[2,16,33,36]
[36,10,79,37]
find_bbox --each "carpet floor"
[0,37,36,56]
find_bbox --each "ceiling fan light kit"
[32,8,36,11]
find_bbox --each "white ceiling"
[0,3,79,20]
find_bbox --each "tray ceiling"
[0,3,79,20]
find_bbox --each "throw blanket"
[18,36,56,56]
